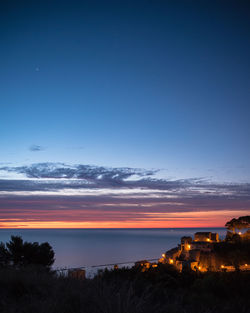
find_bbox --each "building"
[138,230,249,273]
[135,260,151,271]
[194,232,219,242]
[180,236,192,251]
[165,247,181,264]
[163,232,220,271]
[68,268,86,280]
[190,241,212,252]
[211,233,219,242]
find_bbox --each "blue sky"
[0,1,250,227]
[1,0,250,182]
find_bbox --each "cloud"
[0,163,250,197]
[0,162,158,186]
[29,145,45,152]
[0,163,250,228]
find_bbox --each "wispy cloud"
[0,162,158,186]
[0,163,249,228]
[29,145,45,152]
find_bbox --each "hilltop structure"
[159,231,250,272]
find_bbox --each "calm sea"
[0,228,225,272]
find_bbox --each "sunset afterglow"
[1,1,250,229]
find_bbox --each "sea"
[0,228,225,277]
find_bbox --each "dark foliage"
[213,240,250,270]
[0,265,249,313]
[225,215,250,233]
[0,236,55,269]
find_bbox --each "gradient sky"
[0,0,250,228]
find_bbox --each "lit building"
[181,236,192,251]
[163,232,220,271]
[194,232,219,242]
[68,268,86,280]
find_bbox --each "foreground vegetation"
[0,236,55,268]
[1,216,249,313]
[0,265,249,313]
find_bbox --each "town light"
[239,232,242,235]
[245,264,248,266]
[187,244,191,249]
[169,259,173,264]
[162,253,165,258]
[198,266,201,270]
[206,238,210,242]
[221,265,224,268]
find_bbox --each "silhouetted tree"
[0,236,55,269]
[6,236,24,266]
[238,216,250,229]
[0,242,10,267]
[225,216,250,234]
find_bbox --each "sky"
[0,0,250,228]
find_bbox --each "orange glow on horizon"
[0,219,233,229]
[0,210,248,229]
